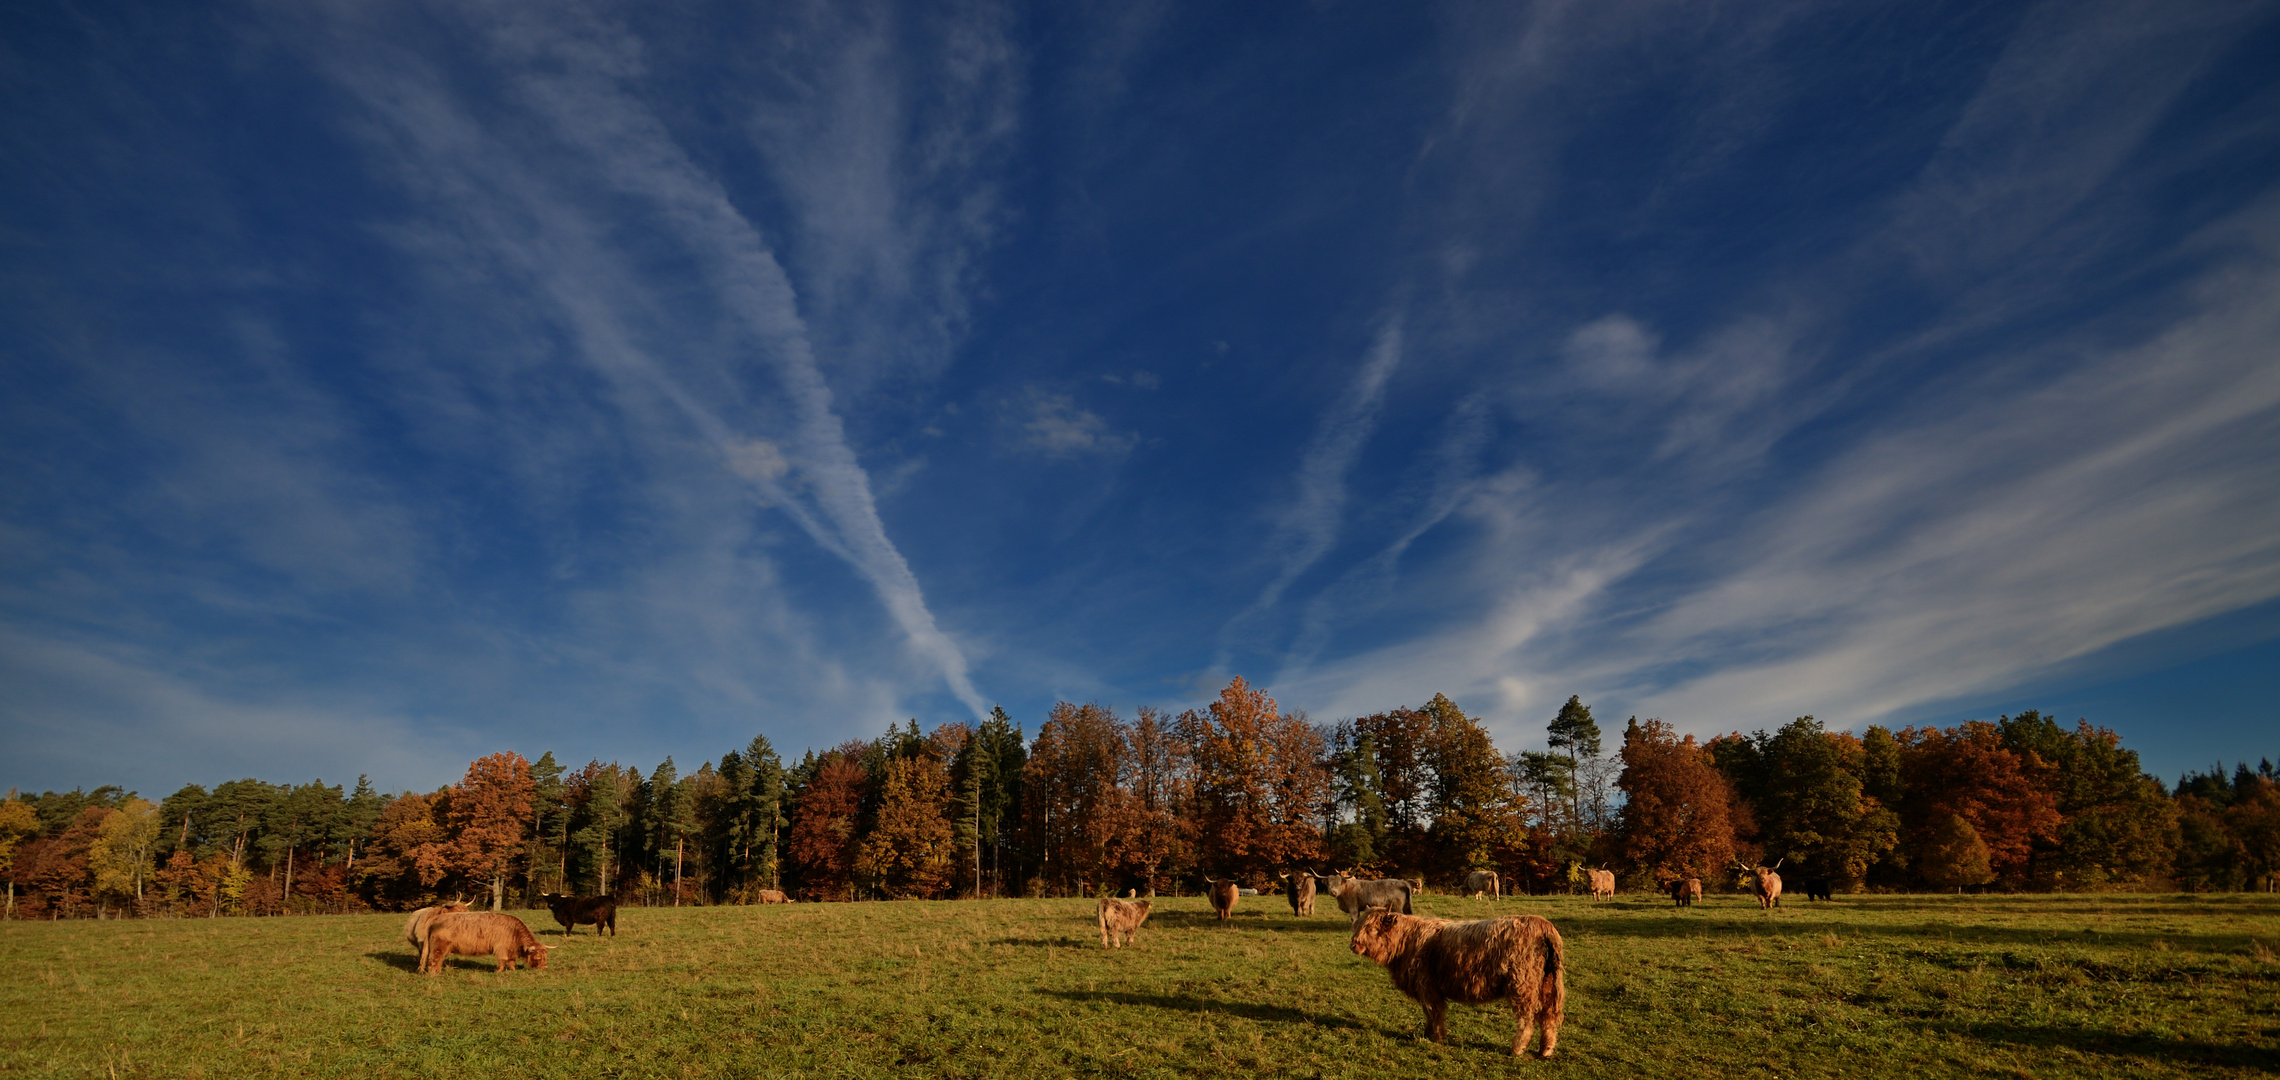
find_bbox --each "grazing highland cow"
[756,889,791,904]
[1349,909,1566,1058]
[1586,868,1616,900]
[1098,894,1153,948]
[540,892,619,936]
[1668,877,1702,908]
[1801,877,1833,902]
[1322,871,1416,927]
[1202,876,1240,921]
[1739,859,1784,910]
[421,912,553,974]
[1279,870,1318,917]
[1462,870,1501,899]
[403,899,471,960]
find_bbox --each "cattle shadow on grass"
[1925,1020,2280,1073]
[363,950,534,974]
[1038,988,1380,1036]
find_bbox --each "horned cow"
[540,892,618,936]
[421,911,553,974]
[1740,859,1784,910]
[1349,909,1566,1058]
[1098,894,1153,948]
[1321,871,1415,927]
[1279,870,1318,917]
[1462,870,1501,900]
[402,899,470,959]
[1586,868,1616,900]
[1202,876,1240,921]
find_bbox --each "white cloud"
[1019,392,1136,458]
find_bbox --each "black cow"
[1801,878,1834,902]
[540,892,618,936]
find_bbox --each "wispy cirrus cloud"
[296,0,1004,719]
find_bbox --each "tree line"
[3,677,2274,918]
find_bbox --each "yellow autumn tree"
[89,798,160,905]
[857,755,957,899]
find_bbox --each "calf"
[540,892,618,936]
[1279,870,1318,917]
[421,912,552,974]
[1350,909,1565,1058]
[1098,894,1153,948]
[402,899,470,956]
[1202,876,1240,921]
[756,889,791,904]
[1462,870,1501,900]
[1322,871,1415,928]
[1668,877,1702,908]
[1586,868,1616,900]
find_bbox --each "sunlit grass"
[3,891,2276,1077]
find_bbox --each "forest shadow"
[1554,914,2265,952]
[1925,1020,2280,1072]
[1038,988,1377,1035]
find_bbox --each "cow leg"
[1511,1003,1534,1058]
[1423,998,1448,1044]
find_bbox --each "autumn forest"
[3,677,2275,919]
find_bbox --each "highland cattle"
[1462,870,1501,899]
[1098,895,1153,947]
[1202,876,1240,921]
[540,892,618,936]
[1349,909,1566,1058]
[1586,868,1616,900]
[420,912,552,974]
[1279,870,1318,917]
[1322,871,1415,927]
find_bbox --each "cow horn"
[1772,858,1784,870]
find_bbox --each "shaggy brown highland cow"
[420,912,553,974]
[1586,868,1616,900]
[1349,909,1566,1058]
[756,889,791,904]
[1202,876,1240,921]
[1740,858,1784,910]
[1462,870,1501,899]
[403,899,470,959]
[1279,870,1318,916]
[1668,877,1702,908]
[1097,894,1153,947]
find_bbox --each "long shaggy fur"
[421,912,552,974]
[1281,872,1317,916]
[1350,910,1565,1058]
[1202,877,1239,920]
[1586,869,1616,900]
[403,901,470,956]
[1098,895,1152,947]
[1669,878,1702,908]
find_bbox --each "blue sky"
[3,0,2276,797]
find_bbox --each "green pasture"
[2,891,2276,1078]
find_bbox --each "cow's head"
[1349,909,1402,959]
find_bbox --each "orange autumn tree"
[1180,677,1325,880]
[1615,718,1739,882]
[787,748,867,900]
[1896,722,2061,886]
[858,753,957,899]
[416,752,534,910]
[1022,702,1129,894]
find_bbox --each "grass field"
[3,891,2277,1078]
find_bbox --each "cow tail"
[1538,921,1566,1026]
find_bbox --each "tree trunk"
[674,839,684,907]
[492,871,504,912]
[283,846,294,913]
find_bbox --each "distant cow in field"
[1668,877,1702,908]
[1322,871,1415,927]
[1202,876,1240,921]
[1279,870,1318,917]
[403,899,470,959]
[1801,877,1833,902]
[1349,909,1566,1058]
[421,912,552,974]
[1462,870,1501,900]
[1586,869,1616,900]
[1738,859,1784,910]
[540,892,619,936]
[756,889,791,904]
[1098,894,1153,948]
